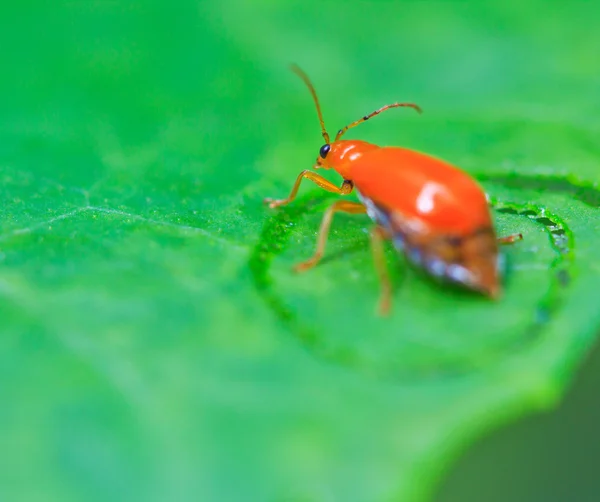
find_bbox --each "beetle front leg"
[264,170,353,209]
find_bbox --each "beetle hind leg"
[498,233,523,245]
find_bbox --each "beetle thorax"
[316,140,378,179]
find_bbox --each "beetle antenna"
[290,64,330,144]
[335,102,422,141]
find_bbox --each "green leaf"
[1,2,599,502]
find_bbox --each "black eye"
[319,144,331,159]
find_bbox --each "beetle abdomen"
[360,194,500,297]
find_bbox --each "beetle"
[264,65,522,314]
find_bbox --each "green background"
[1,1,599,501]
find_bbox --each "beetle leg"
[264,170,353,208]
[498,233,523,245]
[370,226,393,316]
[294,200,366,272]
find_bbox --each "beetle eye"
[319,144,331,159]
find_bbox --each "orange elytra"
[264,65,522,314]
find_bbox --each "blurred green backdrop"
[1,1,599,502]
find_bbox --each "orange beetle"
[265,65,521,314]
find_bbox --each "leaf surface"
[1,2,599,502]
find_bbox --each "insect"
[264,65,522,314]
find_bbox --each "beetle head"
[314,139,378,178]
